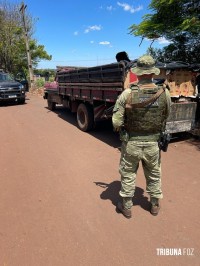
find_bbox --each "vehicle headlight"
[19,84,24,89]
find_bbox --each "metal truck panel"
[166,102,197,133]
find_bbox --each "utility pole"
[20,2,34,89]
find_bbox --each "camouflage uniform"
[112,55,171,212]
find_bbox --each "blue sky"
[12,0,170,69]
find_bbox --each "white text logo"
[157,248,194,256]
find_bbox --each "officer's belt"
[128,132,160,141]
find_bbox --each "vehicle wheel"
[77,103,94,131]
[47,99,56,111]
[19,98,25,104]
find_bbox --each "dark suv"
[0,71,26,104]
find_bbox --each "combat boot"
[150,198,160,216]
[117,202,132,219]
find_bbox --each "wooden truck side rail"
[44,62,130,131]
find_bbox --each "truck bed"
[56,62,126,102]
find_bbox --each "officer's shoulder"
[156,83,171,101]
[129,81,138,90]
[117,88,131,103]
[122,88,132,97]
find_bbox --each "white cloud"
[74,31,78,36]
[144,37,171,45]
[157,37,171,45]
[84,25,102,33]
[90,41,94,44]
[99,41,112,47]
[144,37,152,42]
[99,41,110,45]
[117,2,143,13]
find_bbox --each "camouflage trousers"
[119,140,163,209]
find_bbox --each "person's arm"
[112,89,131,131]
[165,88,172,119]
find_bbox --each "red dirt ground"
[0,93,199,266]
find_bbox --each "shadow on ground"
[46,106,200,150]
[94,181,150,212]
[170,132,200,151]
[47,106,121,148]
[0,101,27,107]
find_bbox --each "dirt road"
[0,94,199,266]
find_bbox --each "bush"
[34,78,45,88]
[49,76,55,82]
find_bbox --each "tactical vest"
[125,84,167,136]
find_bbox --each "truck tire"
[47,99,56,111]
[77,103,94,131]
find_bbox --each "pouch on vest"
[119,127,129,142]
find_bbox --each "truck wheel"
[47,99,56,111]
[77,103,94,131]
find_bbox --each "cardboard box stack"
[157,69,197,97]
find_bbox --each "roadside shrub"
[34,78,45,88]
[49,76,55,82]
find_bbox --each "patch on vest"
[138,96,159,107]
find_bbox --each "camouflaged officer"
[112,54,171,219]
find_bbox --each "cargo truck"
[43,53,199,133]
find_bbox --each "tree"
[0,0,52,75]
[129,0,200,63]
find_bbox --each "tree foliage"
[0,0,52,75]
[129,0,200,63]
